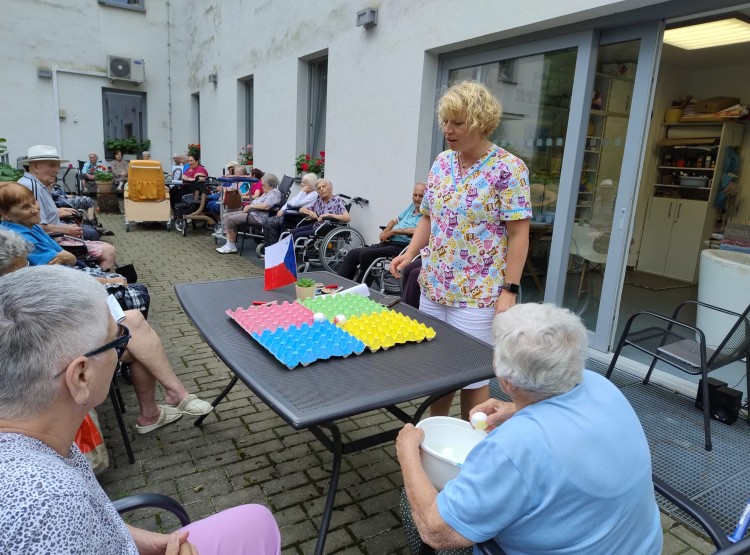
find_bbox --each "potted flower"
[94,168,114,193]
[187,143,201,159]
[294,151,325,177]
[238,144,253,169]
[295,277,317,301]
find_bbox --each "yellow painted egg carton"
[342,311,436,351]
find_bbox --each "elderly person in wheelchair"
[262,172,319,247]
[397,303,662,555]
[0,229,215,434]
[289,178,350,245]
[337,182,425,285]
[0,265,282,554]
[216,173,282,254]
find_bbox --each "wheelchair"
[286,194,369,273]
[357,244,409,295]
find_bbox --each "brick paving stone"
[93,212,719,553]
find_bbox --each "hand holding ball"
[470,412,488,431]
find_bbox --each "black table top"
[175,271,494,429]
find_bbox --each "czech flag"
[264,235,297,290]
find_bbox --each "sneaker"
[216,244,238,254]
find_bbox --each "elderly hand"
[59,207,78,219]
[396,423,424,461]
[165,532,198,555]
[64,224,83,238]
[276,209,284,217]
[469,399,518,432]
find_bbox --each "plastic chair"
[605,300,750,451]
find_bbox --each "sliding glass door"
[437,21,664,351]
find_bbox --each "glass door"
[438,22,664,352]
[438,32,595,304]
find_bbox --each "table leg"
[313,423,343,555]
[194,374,238,426]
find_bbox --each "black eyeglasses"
[85,324,131,359]
[53,325,131,379]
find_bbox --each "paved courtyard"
[95,211,716,554]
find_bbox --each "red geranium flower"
[320,151,326,157]
[301,163,309,171]
[305,154,311,161]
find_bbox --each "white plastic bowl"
[416,416,486,490]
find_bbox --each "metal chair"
[109,362,135,464]
[654,474,750,553]
[605,300,750,451]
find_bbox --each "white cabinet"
[638,197,708,281]
[637,121,744,281]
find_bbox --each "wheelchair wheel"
[319,227,365,273]
[256,243,265,258]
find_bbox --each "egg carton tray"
[342,311,436,352]
[226,301,314,335]
[250,320,366,369]
[301,294,385,320]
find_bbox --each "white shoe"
[216,244,238,254]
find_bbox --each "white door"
[637,196,676,275]
[664,199,708,281]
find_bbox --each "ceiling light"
[664,18,750,50]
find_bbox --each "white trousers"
[418,294,493,389]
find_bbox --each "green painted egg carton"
[301,294,385,320]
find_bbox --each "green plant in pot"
[94,169,114,193]
[295,277,317,301]
[104,137,151,156]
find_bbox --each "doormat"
[624,270,695,291]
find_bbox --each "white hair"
[493,303,587,399]
[0,266,109,419]
[301,173,318,187]
[0,229,32,274]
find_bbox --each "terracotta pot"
[96,180,114,194]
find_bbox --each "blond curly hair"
[437,81,502,138]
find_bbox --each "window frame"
[98,0,145,12]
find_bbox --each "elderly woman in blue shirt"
[397,303,662,555]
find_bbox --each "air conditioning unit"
[107,56,145,83]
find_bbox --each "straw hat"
[22,145,68,167]
[225,160,239,168]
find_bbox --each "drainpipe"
[166,0,173,156]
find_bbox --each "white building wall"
[0,0,190,167]
[185,0,668,240]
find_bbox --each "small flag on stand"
[264,235,297,290]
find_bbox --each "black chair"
[109,362,135,464]
[113,492,191,526]
[654,474,750,554]
[605,300,750,451]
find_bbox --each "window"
[307,58,328,156]
[245,79,254,145]
[102,88,147,143]
[98,0,145,12]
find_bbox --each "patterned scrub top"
[419,146,532,308]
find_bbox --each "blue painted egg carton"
[250,320,366,369]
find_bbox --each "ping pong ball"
[313,312,326,323]
[441,447,457,461]
[333,314,347,325]
[471,412,488,430]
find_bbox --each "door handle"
[667,202,673,219]
[676,202,682,220]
